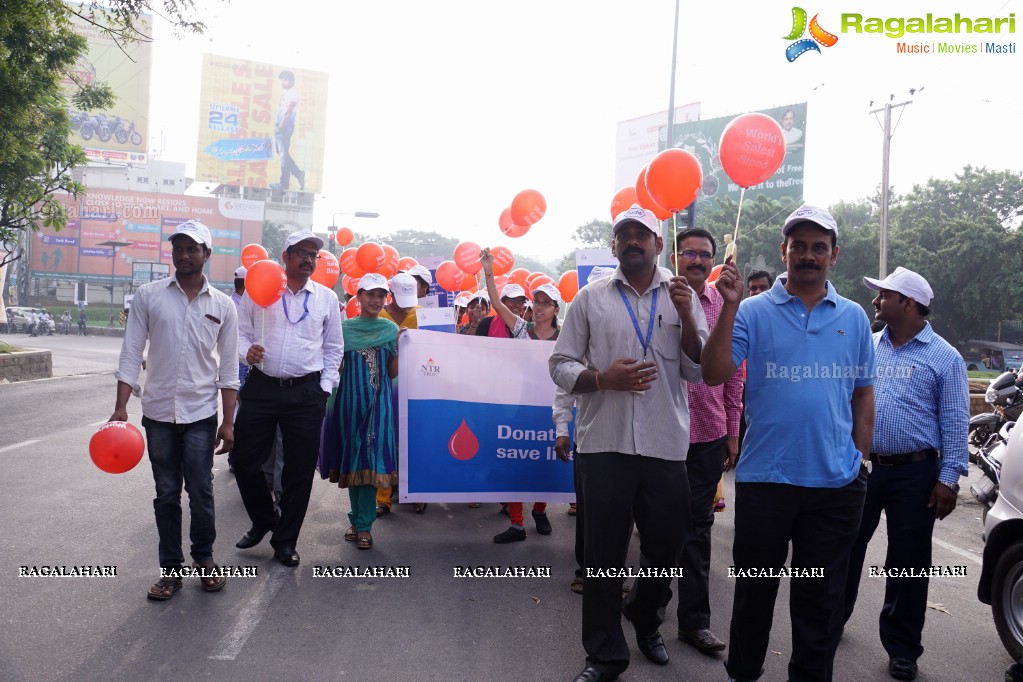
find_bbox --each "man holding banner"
[550,205,709,682]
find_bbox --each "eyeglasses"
[290,248,320,261]
[680,249,714,260]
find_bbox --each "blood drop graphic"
[448,419,479,461]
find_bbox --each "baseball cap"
[389,272,418,308]
[454,294,470,308]
[234,266,248,279]
[782,204,839,237]
[167,220,212,246]
[285,229,325,250]
[532,282,562,306]
[469,289,490,304]
[357,272,389,293]
[612,204,659,236]
[500,283,527,300]
[409,264,433,285]
[862,266,933,307]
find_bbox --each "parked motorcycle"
[970,370,1023,461]
[973,421,1016,520]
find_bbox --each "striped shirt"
[872,323,969,487]
[689,283,743,443]
[549,266,708,462]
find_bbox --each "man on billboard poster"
[272,70,305,192]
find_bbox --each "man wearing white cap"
[233,228,343,567]
[408,264,433,299]
[111,219,239,599]
[702,205,876,682]
[550,205,708,681]
[841,267,969,681]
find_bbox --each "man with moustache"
[701,205,875,682]
[746,271,773,297]
[550,205,708,682]
[232,229,343,566]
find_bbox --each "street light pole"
[329,211,380,231]
[97,239,131,325]
[870,90,918,278]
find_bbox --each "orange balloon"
[460,312,468,325]
[378,244,399,278]
[454,241,482,274]
[558,270,579,303]
[499,207,530,238]
[529,274,555,291]
[343,275,362,297]
[345,297,361,318]
[435,260,465,292]
[311,250,340,288]
[510,189,547,226]
[245,260,287,308]
[490,246,514,276]
[610,186,639,221]
[493,274,509,291]
[241,243,268,269]
[339,248,365,277]
[719,113,786,188]
[525,271,547,289]
[646,148,703,213]
[356,242,385,272]
[336,227,354,246]
[89,421,145,474]
[507,268,530,288]
[707,264,724,283]
[398,256,418,271]
[635,165,672,220]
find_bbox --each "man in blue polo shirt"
[702,205,876,682]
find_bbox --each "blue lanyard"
[616,281,657,359]
[281,290,310,324]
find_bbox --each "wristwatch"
[939,481,960,495]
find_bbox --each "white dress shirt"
[115,275,240,423]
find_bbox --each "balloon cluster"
[497,189,546,239]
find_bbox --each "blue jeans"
[142,414,219,570]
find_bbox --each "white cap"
[782,204,838,237]
[863,266,933,307]
[409,264,433,285]
[532,282,562,306]
[234,266,248,279]
[612,204,659,235]
[587,266,615,283]
[500,283,527,300]
[389,272,418,308]
[469,289,490,304]
[454,294,470,307]
[167,220,211,246]
[357,272,389,293]
[285,229,324,250]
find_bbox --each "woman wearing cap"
[458,292,490,335]
[480,248,561,543]
[318,273,399,550]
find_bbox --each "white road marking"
[933,536,983,565]
[0,440,40,454]
[208,565,289,660]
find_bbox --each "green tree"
[260,220,290,258]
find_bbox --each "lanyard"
[281,290,310,324]
[616,281,657,359]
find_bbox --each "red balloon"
[635,166,672,220]
[454,241,482,274]
[558,270,579,303]
[398,256,418,272]
[493,274,509,291]
[379,244,400,278]
[490,246,514,276]
[707,264,724,283]
[646,148,703,213]
[245,260,287,307]
[719,113,786,188]
[610,186,639,221]
[510,189,547,226]
[311,250,340,288]
[345,297,361,318]
[339,248,365,277]
[435,261,466,292]
[499,208,530,238]
[241,243,268,269]
[336,227,354,246]
[343,275,362,297]
[356,242,385,273]
[89,421,145,474]
[507,268,530,288]
[527,275,555,297]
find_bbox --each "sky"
[143,0,1022,264]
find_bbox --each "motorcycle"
[970,370,1023,461]
[973,421,1016,521]
[114,119,143,146]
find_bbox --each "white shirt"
[277,86,299,127]
[115,275,240,423]
[237,279,343,394]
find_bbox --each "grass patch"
[969,371,1001,380]
[0,341,26,354]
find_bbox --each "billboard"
[196,55,328,193]
[30,191,264,287]
[64,6,152,165]
[615,102,701,189]
[663,102,807,209]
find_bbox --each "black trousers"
[577,451,690,678]
[233,371,328,549]
[574,451,585,579]
[843,457,938,662]
[725,470,866,682]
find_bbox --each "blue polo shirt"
[732,275,875,487]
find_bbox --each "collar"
[879,321,933,347]
[168,274,210,295]
[288,278,316,295]
[767,273,838,307]
[696,282,721,305]
[609,265,672,296]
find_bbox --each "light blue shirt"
[872,323,969,487]
[732,275,875,487]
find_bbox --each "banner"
[416,307,455,333]
[615,102,701,189]
[196,55,328,192]
[399,331,575,503]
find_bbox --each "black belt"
[250,368,320,387]
[868,449,938,466]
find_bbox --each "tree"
[261,220,290,258]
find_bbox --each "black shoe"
[236,513,278,549]
[572,665,618,682]
[273,545,300,566]
[532,510,553,535]
[678,628,726,654]
[494,526,526,543]
[889,658,917,681]
[635,631,669,665]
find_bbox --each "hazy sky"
[145,0,1021,262]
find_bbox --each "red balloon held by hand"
[245,260,287,308]
[90,421,145,474]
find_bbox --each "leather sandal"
[357,531,373,549]
[193,561,227,592]
[147,576,182,601]
[344,525,358,542]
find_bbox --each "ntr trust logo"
[784,7,839,62]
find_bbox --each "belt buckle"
[280,377,293,387]
[876,455,895,467]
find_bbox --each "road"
[0,331,1014,681]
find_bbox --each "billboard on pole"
[615,103,701,190]
[196,55,328,193]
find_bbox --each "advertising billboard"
[615,102,701,189]
[30,191,264,287]
[196,55,328,193]
[663,102,807,209]
[64,5,152,165]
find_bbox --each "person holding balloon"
[110,220,239,601]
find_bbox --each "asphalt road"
[0,332,1014,681]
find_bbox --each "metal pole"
[663,0,681,263]
[109,246,117,325]
[879,102,891,279]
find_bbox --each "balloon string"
[672,212,679,276]
[732,187,746,261]
[260,308,265,371]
